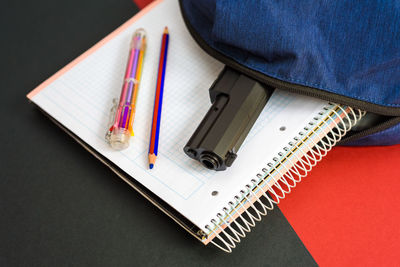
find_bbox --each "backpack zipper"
[178,0,400,141]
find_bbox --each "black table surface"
[1,0,316,266]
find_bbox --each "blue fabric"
[181,0,400,145]
[344,122,400,146]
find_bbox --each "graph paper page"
[30,0,328,230]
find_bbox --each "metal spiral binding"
[204,104,366,253]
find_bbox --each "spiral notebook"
[27,0,365,252]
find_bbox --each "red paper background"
[279,145,400,266]
[134,0,151,9]
[133,1,400,265]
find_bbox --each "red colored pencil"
[149,27,169,169]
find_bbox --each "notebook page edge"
[33,103,207,243]
[27,0,221,237]
[26,0,164,100]
[26,0,336,244]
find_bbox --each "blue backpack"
[179,0,400,146]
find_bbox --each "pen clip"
[105,98,119,143]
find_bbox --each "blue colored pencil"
[149,27,169,169]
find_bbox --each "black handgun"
[184,67,274,171]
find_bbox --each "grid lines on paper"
[34,0,222,200]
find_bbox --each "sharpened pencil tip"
[164,26,169,34]
[148,153,157,169]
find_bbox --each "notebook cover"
[32,104,205,242]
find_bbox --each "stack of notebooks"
[27,0,365,252]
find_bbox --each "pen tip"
[164,26,169,34]
[149,164,154,169]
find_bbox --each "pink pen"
[106,29,146,150]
